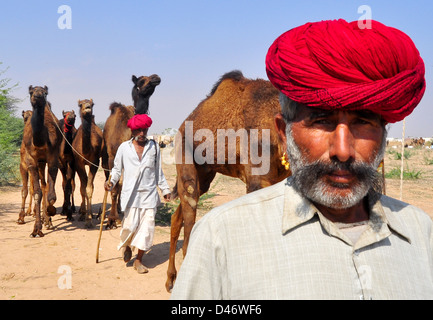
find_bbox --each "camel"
[17,86,61,237]
[19,110,34,217]
[72,99,103,228]
[101,74,161,228]
[58,110,77,221]
[22,110,33,123]
[165,70,291,292]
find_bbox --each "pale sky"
[1,0,432,138]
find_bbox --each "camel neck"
[60,119,74,154]
[82,114,92,132]
[134,97,149,115]
[81,115,93,153]
[31,103,47,147]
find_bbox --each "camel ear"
[78,100,82,106]
[132,75,138,85]
[90,99,93,105]
[28,85,33,93]
[44,86,48,94]
[62,110,66,116]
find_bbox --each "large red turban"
[266,19,426,123]
[127,114,152,130]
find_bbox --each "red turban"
[127,114,152,130]
[266,19,426,123]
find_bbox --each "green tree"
[0,64,23,185]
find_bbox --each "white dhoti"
[117,207,156,252]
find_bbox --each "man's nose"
[329,124,355,163]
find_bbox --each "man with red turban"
[171,20,433,299]
[105,114,171,274]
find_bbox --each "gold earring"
[280,152,290,171]
[377,159,384,173]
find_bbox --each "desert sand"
[1,146,432,300]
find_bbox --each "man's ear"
[274,113,287,152]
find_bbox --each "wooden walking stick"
[96,174,111,263]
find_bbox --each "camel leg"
[60,167,69,215]
[106,181,121,229]
[29,165,44,237]
[76,165,88,222]
[26,178,34,216]
[166,165,201,292]
[46,163,58,207]
[71,175,76,213]
[180,169,215,257]
[62,164,75,221]
[18,163,29,224]
[105,154,122,229]
[84,165,98,228]
[166,203,183,292]
[37,163,51,229]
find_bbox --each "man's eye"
[313,118,333,125]
[354,118,373,126]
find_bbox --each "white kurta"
[110,139,171,211]
[110,139,171,252]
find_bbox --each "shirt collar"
[281,177,411,247]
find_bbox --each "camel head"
[29,85,48,107]
[77,99,94,118]
[131,74,161,114]
[22,110,33,124]
[62,110,76,126]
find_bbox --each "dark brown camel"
[17,86,61,237]
[58,110,77,221]
[19,110,34,217]
[165,70,291,292]
[101,74,161,228]
[72,99,103,228]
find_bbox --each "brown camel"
[165,70,291,292]
[72,99,103,228]
[58,110,77,221]
[101,74,161,228]
[19,110,34,217]
[18,86,61,237]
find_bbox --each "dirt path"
[0,160,245,300]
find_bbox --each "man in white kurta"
[105,114,171,273]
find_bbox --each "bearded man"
[170,20,433,299]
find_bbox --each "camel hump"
[209,70,244,96]
[108,102,125,114]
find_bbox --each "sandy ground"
[0,146,432,300]
[0,155,245,300]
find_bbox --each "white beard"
[284,124,386,209]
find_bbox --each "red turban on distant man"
[127,114,152,130]
[266,19,426,123]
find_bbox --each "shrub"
[0,63,23,186]
[385,167,422,180]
